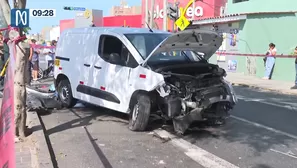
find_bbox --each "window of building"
[233,0,248,3]
[98,35,138,68]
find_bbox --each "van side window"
[99,35,138,68]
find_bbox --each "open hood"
[141,29,223,65]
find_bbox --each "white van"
[54,27,237,134]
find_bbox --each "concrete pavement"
[225,72,297,95]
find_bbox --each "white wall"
[50,26,60,41]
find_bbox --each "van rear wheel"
[128,93,151,131]
[57,79,77,108]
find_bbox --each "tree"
[0,0,28,140]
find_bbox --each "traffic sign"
[84,9,91,19]
[175,16,190,31]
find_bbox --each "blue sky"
[26,0,141,33]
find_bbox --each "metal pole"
[172,0,176,32]
[149,0,155,28]
[145,0,149,27]
[173,2,179,32]
[163,0,167,31]
[192,0,195,21]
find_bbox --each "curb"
[231,82,297,96]
[27,111,54,168]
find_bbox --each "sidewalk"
[15,111,54,168]
[225,72,297,95]
[0,98,53,168]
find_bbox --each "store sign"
[151,5,203,19]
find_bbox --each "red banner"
[0,39,16,168]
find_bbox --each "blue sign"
[11,9,29,27]
[63,6,86,11]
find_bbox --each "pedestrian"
[0,33,4,70]
[43,41,54,70]
[291,46,297,89]
[263,43,276,80]
[29,39,40,82]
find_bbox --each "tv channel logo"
[11,9,30,27]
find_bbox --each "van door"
[88,34,138,112]
[76,33,99,101]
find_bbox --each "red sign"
[103,15,142,27]
[141,0,226,30]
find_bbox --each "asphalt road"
[40,105,203,168]
[181,86,297,168]
[39,86,297,168]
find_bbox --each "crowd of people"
[0,33,57,85]
[27,39,57,84]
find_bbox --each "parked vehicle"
[54,27,237,134]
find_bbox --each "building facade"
[49,26,60,41]
[110,0,141,16]
[193,0,297,82]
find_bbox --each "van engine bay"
[153,63,237,134]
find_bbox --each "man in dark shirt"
[291,46,297,89]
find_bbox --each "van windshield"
[125,33,206,64]
[125,33,169,59]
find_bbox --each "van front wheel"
[128,93,151,131]
[57,79,77,108]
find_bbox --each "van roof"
[63,27,170,35]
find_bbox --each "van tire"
[128,93,151,131]
[57,79,77,108]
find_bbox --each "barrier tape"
[1,25,55,49]
[0,25,24,168]
[215,52,297,58]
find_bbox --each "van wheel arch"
[129,90,149,109]
[55,74,69,88]
[55,74,77,108]
[128,90,151,131]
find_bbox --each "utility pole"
[149,0,155,28]
[173,2,179,32]
[145,0,149,27]
[163,0,167,31]
[192,0,195,21]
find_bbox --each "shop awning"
[192,11,297,26]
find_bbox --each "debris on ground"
[26,84,62,114]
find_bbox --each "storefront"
[141,0,226,30]
[192,0,297,82]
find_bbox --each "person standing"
[263,43,276,80]
[43,41,54,69]
[29,39,40,82]
[0,33,4,70]
[49,40,57,75]
[291,46,297,89]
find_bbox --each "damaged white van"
[54,27,237,134]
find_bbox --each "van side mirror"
[109,53,124,65]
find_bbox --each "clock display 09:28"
[30,9,56,17]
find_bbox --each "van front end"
[153,64,237,134]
